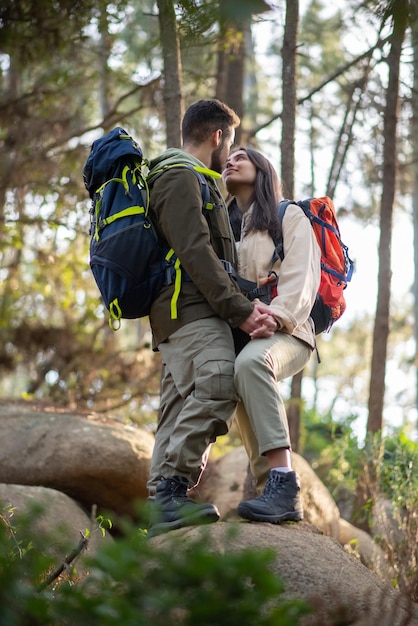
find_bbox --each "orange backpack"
[276,197,354,334]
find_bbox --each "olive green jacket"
[148,148,253,348]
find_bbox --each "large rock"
[193,445,248,520]
[292,453,341,538]
[338,517,391,581]
[0,400,154,515]
[0,483,111,565]
[195,446,341,538]
[151,522,418,626]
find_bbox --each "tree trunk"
[98,4,112,130]
[216,32,228,104]
[157,0,183,147]
[367,1,408,433]
[280,0,298,196]
[216,0,248,144]
[281,0,300,449]
[326,74,369,198]
[412,17,418,433]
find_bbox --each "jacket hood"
[148,148,204,174]
[147,148,222,184]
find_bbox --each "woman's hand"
[249,302,279,338]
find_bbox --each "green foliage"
[310,425,365,529]
[0,0,97,59]
[0,511,311,626]
[300,0,346,77]
[0,505,56,626]
[298,407,357,463]
[311,426,418,508]
[311,427,418,600]
[217,0,272,23]
[378,431,418,498]
[364,432,418,601]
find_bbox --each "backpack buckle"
[220,259,234,275]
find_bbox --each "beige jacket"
[238,202,321,349]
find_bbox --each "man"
[146,99,268,536]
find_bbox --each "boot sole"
[148,510,220,538]
[237,506,303,524]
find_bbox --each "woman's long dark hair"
[227,147,283,243]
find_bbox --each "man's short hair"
[182,99,240,145]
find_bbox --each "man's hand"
[238,302,278,338]
[250,302,278,338]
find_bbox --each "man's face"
[210,128,235,173]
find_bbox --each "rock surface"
[0,400,154,515]
[0,399,409,606]
[151,522,418,626]
[0,483,111,567]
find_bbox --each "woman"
[222,147,320,523]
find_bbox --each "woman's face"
[222,149,257,193]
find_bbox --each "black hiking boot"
[237,470,303,524]
[147,476,220,538]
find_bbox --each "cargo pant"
[147,317,238,496]
[234,331,312,494]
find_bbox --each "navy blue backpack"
[83,127,210,329]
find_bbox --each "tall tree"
[282,0,357,451]
[367,0,410,433]
[280,0,302,450]
[97,2,113,129]
[216,0,271,144]
[216,2,247,143]
[411,10,418,432]
[280,0,298,196]
[157,0,183,147]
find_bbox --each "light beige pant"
[234,332,312,493]
[147,317,238,495]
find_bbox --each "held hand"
[252,302,273,316]
[249,320,277,339]
[239,302,279,338]
[250,311,278,338]
[238,305,264,334]
[253,301,278,337]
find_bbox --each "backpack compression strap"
[93,162,147,241]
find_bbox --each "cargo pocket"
[193,349,238,402]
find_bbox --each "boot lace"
[259,472,286,501]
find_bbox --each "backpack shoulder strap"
[190,167,211,211]
[146,162,221,321]
[147,162,217,212]
[272,199,293,263]
[278,199,293,225]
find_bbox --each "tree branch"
[247,36,389,139]
[37,532,89,591]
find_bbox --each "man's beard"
[210,143,224,174]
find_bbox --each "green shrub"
[311,428,418,601]
[0,510,310,626]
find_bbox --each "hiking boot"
[148,476,220,537]
[237,470,303,524]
